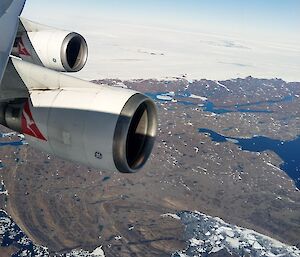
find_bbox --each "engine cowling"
[12,18,88,72]
[0,88,157,173]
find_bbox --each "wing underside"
[0,0,26,89]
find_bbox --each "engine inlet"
[61,32,88,72]
[113,94,157,173]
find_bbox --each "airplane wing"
[0,0,26,84]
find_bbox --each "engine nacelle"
[12,18,88,72]
[0,88,157,173]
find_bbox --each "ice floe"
[168,211,300,257]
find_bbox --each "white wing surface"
[0,0,26,84]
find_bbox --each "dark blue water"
[202,101,273,114]
[146,92,294,114]
[208,95,294,114]
[0,141,25,147]
[102,176,110,182]
[233,95,293,108]
[199,128,300,189]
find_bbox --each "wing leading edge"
[0,0,26,84]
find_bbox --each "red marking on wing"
[18,38,31,56]
[21,101,47,141]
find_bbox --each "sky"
[22,0,300,42]
[21,0,300,81]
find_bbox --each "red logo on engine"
[21,101,47,141]
[18,38,31,56]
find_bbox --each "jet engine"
[0,58,157,173]
[12,18,88,72]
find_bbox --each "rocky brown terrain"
[0,77,300,256]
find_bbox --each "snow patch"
[214,81,231,92]
[266,162,282,171]
[0,180,8,195]
[91,246,106,257]
[161,213,181,220]
[189,94,208,101]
